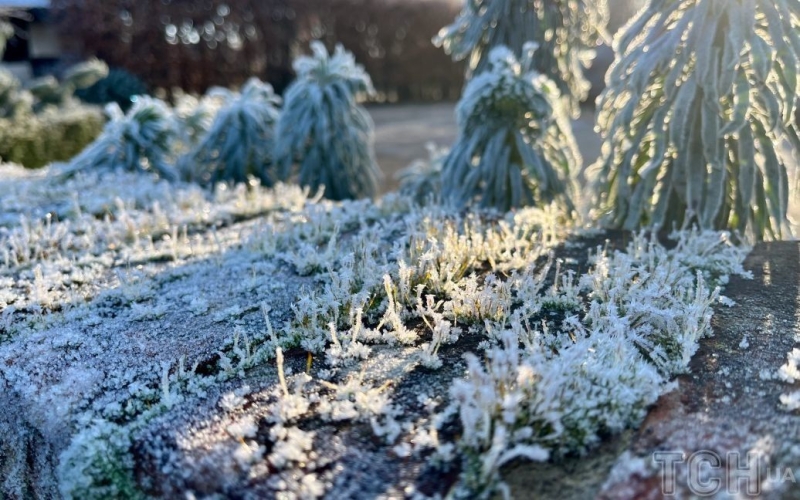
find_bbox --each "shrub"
[0,70,33,119]
[594,0,800,240]
[0,58,107,168]
[396,143,448,205]
[435,0,608,114]
[0,106,104,168]
[28,59,108,109]
[275,42,380,201]
[172,91,223,150]
[180,78,281,187]
[62,97,178,180]
[441,45,579,212]
[75,67,147,112]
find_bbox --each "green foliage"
[28,59,109,109]
[75,67,148,112]
[63,97,178,180]
[58,420,145,500]
[181,78,281,187]
[275,42,380,201]
[0,59,106,168]
[594,0,800,240]
[435,0,609,114]
[0,106,104,168]
[441,45,579,212]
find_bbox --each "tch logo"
[653,450,798,496]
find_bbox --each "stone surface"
[504,242,800,499]
[599,241,800,499]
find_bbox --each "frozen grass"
[0,162,751,498]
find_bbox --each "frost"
[434,0,608,114]
[0,163,752,498]
[778,346,800,412]
[779,349,800,383]
[268,426,314,469]
[780,391,800,412]
[594,0,800,239]
[739,335,750,350]
[441,45,579,212]
[275,42,380,201]
[61,97,179,181]
[181,78,281,187]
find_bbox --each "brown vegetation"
[51,0,464,100]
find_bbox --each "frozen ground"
[3,161,788,499]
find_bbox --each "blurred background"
[1,0,643,189]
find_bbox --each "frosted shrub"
[173,91,222,149]
[594,0,800,240]
[435,0,608,114]
[275,42,380,201]
[63,97,178,180]
[0,62,105,167]
[76,67,149,112]
[181,78,281,187]
[449,229,749,497]
[441,45,579,212]
[0,161,754,498]
[29,59,109,108]
[396,143,448,205]
[0,71,32,119]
